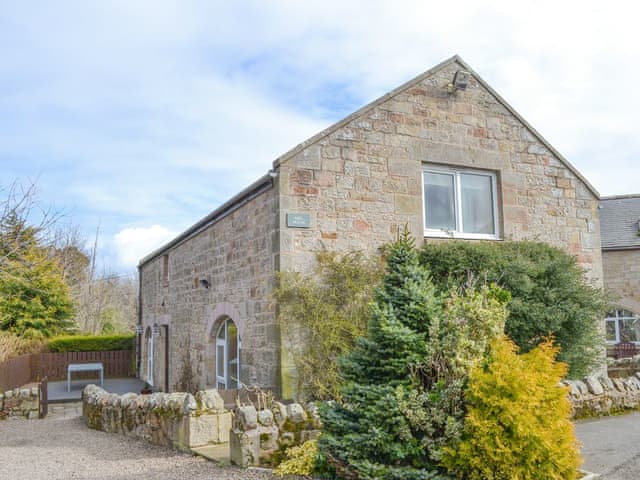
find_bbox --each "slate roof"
[600,195,640,250]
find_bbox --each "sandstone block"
[182,394,197,415]
[258,424,279,455]
[574,380,588,395]
[585,376,604,395]
[195,389,224,413]
[230,428,260,467]
[388,158,416,177]
[272,402,288,427]
[286,403,306,424]
[237,405,258,430]
[394,194,420,214]
[183,414,223,447]
[257,409,274,426]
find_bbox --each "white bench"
[67,363,104,392]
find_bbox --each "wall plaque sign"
[287,213,311,228]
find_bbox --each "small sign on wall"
[287,212,311,228]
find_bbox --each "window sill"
[423,230,501,241]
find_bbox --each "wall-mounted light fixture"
[447,70,470,94]
[200,278,210,289]
[152,323,161,337]
[135,325,144,335]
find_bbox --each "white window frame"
[605,309,640,344]
[215,318,241,390]
[422,165,500,240]
[146,328,154,386]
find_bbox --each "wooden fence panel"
[0,351,136,390]
[0,355,32,392]
[32,351,135,381]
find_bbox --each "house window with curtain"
[423,165,499,239]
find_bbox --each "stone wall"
[230,402,321,467]
[139,184,280,393]
[607,356,640,379]
[565,375,640,418]
[82,385,231,451]
[276,58,604,397]
[603,249,640,314]
[0,385,40,419]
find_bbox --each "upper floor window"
[606,309,640,344]
[423,165,499,239]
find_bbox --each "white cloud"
[113,225,178,269]
[2,0,640,273]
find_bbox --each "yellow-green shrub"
[274,440,319,477]
[441,337,581,480]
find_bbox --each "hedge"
[47,334,135,352]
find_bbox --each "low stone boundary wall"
[607,356,640,379]
[0,385,40,419]
[82,385,231,451]
[230,402,321,467]
[565,374,640,418]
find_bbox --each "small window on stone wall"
[606,309,640,344]
[161,254,169,285]
[423,165,500,240]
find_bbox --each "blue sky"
[2,1,639,274]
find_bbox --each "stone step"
[191,444,230,465]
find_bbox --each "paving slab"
[47,377,145,402]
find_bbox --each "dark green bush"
[48,333,135,352]
[419,240,608,378]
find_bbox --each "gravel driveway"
[0,406,275,480]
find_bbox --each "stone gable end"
[276,59,602,285]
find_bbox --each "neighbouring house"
[600,195,640,348]
[138,55,608,399]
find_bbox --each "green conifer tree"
[319,231,449,480]
[0,214,74,338]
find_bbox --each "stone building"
[138,55,605,399]
[601,195,640,345]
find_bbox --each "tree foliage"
[0,213,74,338]
[398,285,508,464]
[419,240,607,378]
[52,225,137,335]
[441,337,581,479]
[275,250,382,400]
[319,232,452,480]
[47,333,135,352]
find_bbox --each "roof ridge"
[272,54,599,198]
[601,193,640,201]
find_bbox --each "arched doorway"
[215,317,241,389]
[145,327,154,386]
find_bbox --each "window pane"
[620,318,640,342]
[217,344,225,379]
[227,322,239,389]
[460,173,494,234]
[606,320,617,342]
[424,172,456,230]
